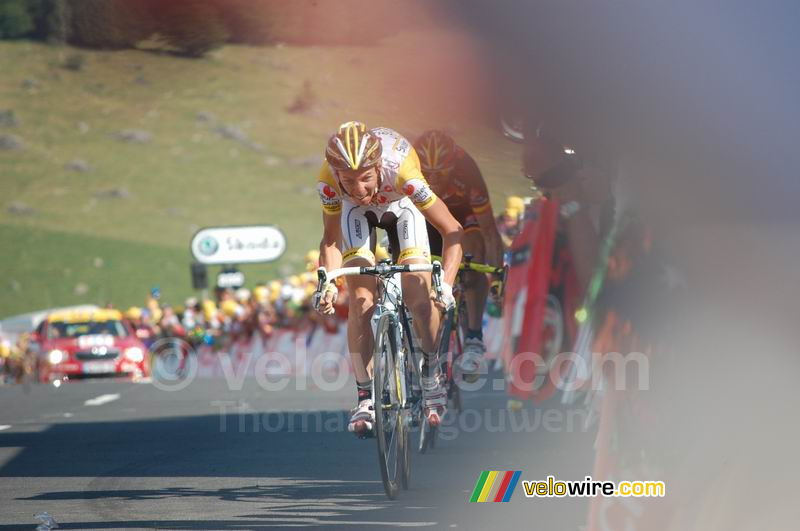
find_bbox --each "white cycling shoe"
[460,337,486,376]
[347,398,375,435]
[422,373,447,428]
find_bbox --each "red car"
[32,309,150,382]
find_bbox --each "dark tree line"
[0,0,438,57]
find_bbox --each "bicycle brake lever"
[431,261,443,296]
[316,267,328,292]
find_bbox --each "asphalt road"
[0,374,594,530]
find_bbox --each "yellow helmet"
[202,299,217,320]
[506,195,525,212]
[0,341,10,359]
[305,249,320,271]
[269,281,281,303]
[504,207,519,219]
[304,283,316,298]
[305,249,320,264]
[253,285,269,304]
[125,306,142,320]
[221,299,239,317]
[150,307,163,323]
[325,121,382,170]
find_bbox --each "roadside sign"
[216,268,245,290]
[191,225,286,265]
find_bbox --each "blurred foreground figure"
[472,1,800,526]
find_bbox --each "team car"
[32,308,150,382]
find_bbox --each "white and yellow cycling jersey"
[317,127,437,215]
[317,127,437,264]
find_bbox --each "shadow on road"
[0,395,594,529]
[9,480,401,529]
[0,411,364,478]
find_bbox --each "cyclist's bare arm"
[317,212,343,313]
[420,199,463,286]
[319,211,343,271]
[475,208,505,269]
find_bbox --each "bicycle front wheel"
[373,313,406,499]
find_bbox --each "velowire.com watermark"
[468,472,665,503]
[153,338,650,394]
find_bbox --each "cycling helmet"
[325,121,383,170]
[221,299,239,318]
[253,286,269,304]
[506,195,525,212]
[414,130,457,173]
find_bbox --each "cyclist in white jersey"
[313,122,463,434]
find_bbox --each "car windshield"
[48,320,128,339]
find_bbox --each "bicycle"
[418,254,507,453]
[316,260,446,499]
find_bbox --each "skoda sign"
[190,225,286,265]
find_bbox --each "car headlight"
[48,349,65,364]
[124,347,144,363]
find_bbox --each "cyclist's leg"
[345,272,377,382]
[384,201,437,355]
[385,200,447,423]
[462,217,489,340]
[341,203,379,432]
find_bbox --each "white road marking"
[84,393,120,406]
[0,425,10,431]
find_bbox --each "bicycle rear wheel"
[373,313,406,499]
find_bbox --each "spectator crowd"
[1,196,527,384]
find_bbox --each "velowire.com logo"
[469,471,522,503]
[469,472,666,502]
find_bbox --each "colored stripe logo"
[469,471,522,502]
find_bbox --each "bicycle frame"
[317,261,444,497]
[317,262,438,407]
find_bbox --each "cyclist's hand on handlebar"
[432,280,455,312]
[313,283,338,315]
[489,279,504,304]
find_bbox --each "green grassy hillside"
[0,36,528,318]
